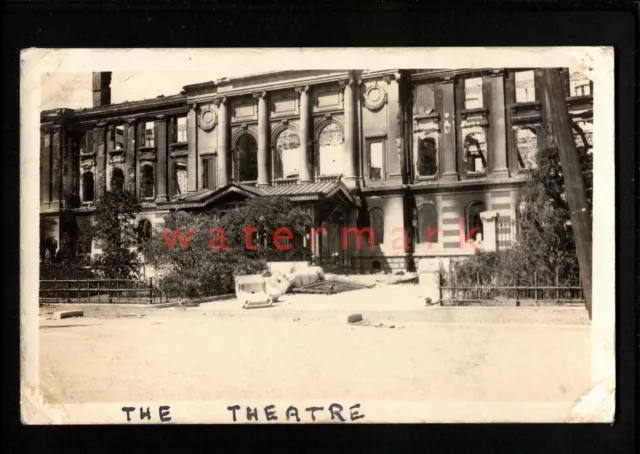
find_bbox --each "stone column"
[215,97,229,186]
[187,103,198,191]
[296,85,313,182]
[155,115,168,202]
[105,124,114,191]
[489,71,510,178]
[40,129,52,204]
[418,258,441,304]
[94,122,107,201]
[440,80,459,182]
[341,78,358,184]
[385,72,403,177]
[254,91,270,187]
[479,210,499,252]
[124,119,136,194]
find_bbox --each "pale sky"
[41,70,254,110]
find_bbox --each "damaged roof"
[162,180,355,210]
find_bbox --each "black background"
[3,1,638,453]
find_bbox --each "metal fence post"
[97,279,100,303]
[149,277,153,305]
[556,268,560,304]
[534,272,538,306]
[515,275,520,307]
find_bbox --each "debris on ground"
[52,310,83,320]
[388,273,419,285]
[290,279,374,295]
[347,313,363,324]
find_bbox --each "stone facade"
[40,68,594,273]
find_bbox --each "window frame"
[202,155,217,190]
[514,70,536,103]
[81,171,95,203]
[140,163,155,200]
[174,116,188,144]
[416,202,439,245]
[144,121,156,148]
[365,135,386,181]
[316,122,344,178]
[464,77,484,110]
[465,200,486,242]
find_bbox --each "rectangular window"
[464,77,483,109]
[145,122,155,147]
[516,127,538,170]
[368,140,383,180]
[114,125,125,150]
[569,71,592,97]
[172,162,188,198]
[202,157,216,190]
[515,70,536,103]
[176,117,188,143]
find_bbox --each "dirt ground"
[38,284,591,422]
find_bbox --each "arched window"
[318,123,343,176]
[236,134,258,182]
[110,167,125,192]
[465,201,485,242]
[369,207,384,246]
[141,164,155,199]
[416,136,438,177]
[417,203,438,244]
[274,129,301,179]
[463,129,487,173]
[81,172,94,202]
[137,219,152,242]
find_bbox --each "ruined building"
[40,69,593,273]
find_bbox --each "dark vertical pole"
[534,272,538,306]
[556,268,560,303]
[539,68,593,319]
[97,279,100,303]
[149,278,153,305]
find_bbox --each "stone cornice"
[187,71,351,105]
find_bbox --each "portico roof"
[162,180,355,210]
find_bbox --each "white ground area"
[38,283,591,423]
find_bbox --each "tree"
[141,196,315,298]
[91,190,142,279]
[141,211,266,298]
[220,196,314,262]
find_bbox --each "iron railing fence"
[39,279,181,305]
[440,271,585,307]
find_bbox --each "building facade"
[40,68,593,273]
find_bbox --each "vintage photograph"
[20,48,615,424]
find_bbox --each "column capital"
[252,91,268,100]
[126,118,137,125]
[190,102,198,111]
[489,69,506,77]
[339,78,356,89]
[384,72,402,84]
[156,114,166,121]
[95,121,107,128]
[295,85,310,95]
[213,96,228,107]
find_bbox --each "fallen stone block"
[52,310,83,320]
[347,313,363,324]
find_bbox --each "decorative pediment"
[413,111,440,134]
[460,108,489,128]
[509,101,542,125]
